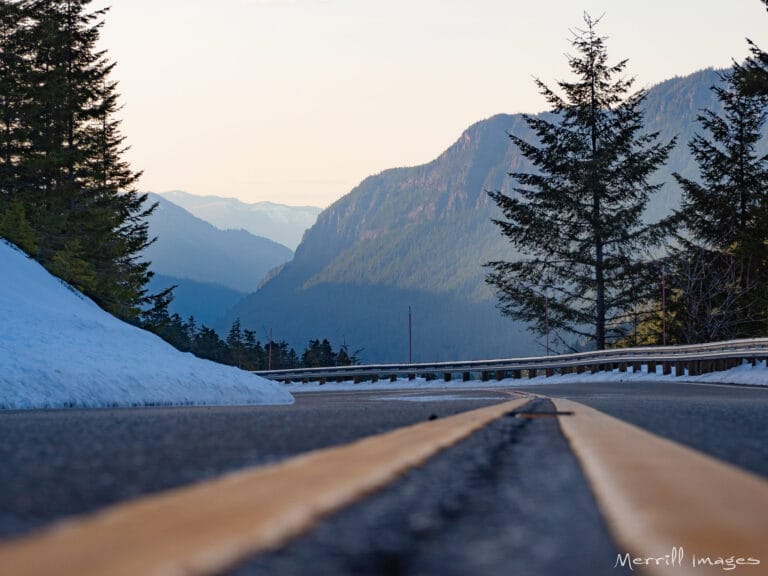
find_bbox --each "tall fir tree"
[0,2,32,243]
[0,0,157,321]
[486,15,675,350]
[0,1,30,208]
[673,70,768,335]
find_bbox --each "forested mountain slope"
[144,193,293,294]
[225,69,725,362]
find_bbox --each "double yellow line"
[0,396,529,576]
[1,392,767,576]
[555,398,768,576]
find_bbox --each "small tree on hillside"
[486,14,675,350]
[301,338,337,367]
[226,319,246,367]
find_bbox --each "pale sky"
[90,0,767,207]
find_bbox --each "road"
[0,380,766,575]
[517,379,768,476]
[0,389,510,539]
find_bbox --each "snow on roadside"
[678,360,768,386]
[0,241,294,409]
[283,361,768,393]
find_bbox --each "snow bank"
[679,361,768,386]
[498,362,768,387]
[0,241,293,409]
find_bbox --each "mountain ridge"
[144,193,293,294]
[158,190,321,251]
[223,69,730,361]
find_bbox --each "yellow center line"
[552,397,768,576]
[0,395,531,576]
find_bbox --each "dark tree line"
[488,10,768,350]
[0,0,156,321]
[144,303,360,371]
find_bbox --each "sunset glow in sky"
[92,0,767,207]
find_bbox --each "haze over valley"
[163,69,745,362]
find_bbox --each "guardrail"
[253,337,768,384]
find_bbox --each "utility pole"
[263,327,273,370]
[408,306,412,364]
[545,293,550,356]
[661,272,667,346]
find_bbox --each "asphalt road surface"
[1,380,766,575]
[0,389,510,539]
[516,379,768,477]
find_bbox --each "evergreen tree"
[301,338,337,367]
[284,347,299,369]
[275,341,299,370]
[241,328,259,370]
[226,318,246,367]
[735,1,768,96]
[673,70,768,334]
[153,313,192,352]
[336,344,361,366]
[0,0,30,207]
[486,15,675,350]
[139,285,177,336]
[0,199,37,254]
[243,328,257,350]
[193,326,227,364]
[183,316,198,343]
[0,0,157,321]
